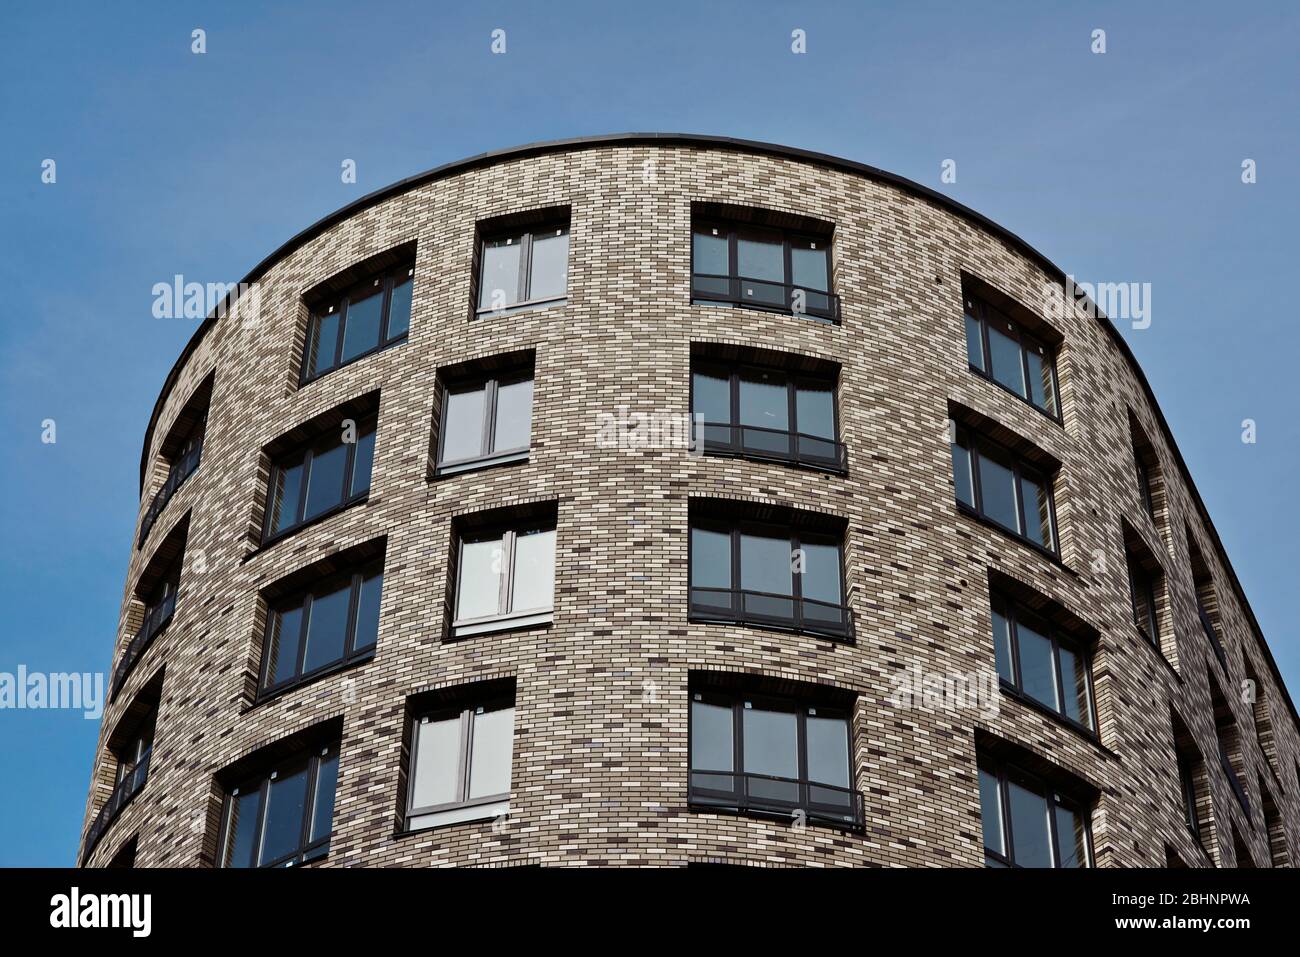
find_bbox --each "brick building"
[80,134,1299,868]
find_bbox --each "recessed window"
[140,376,212,548]
[964,292,1060,418]
[302,263,413,383]
[113,534,186,702]
[406,692,515,831]
[218,742,340,868]
[451,520,556,638]
[113,708,156,791]
[689,511,849,640]
[688,684,861,830]
[691,210,837,322]
[1188,533,1228,670]
[1171,712,1208,849]
[1207,669,1250,816]
[979,754,1092,867]
[990,593,1094,732]
[1128,413,1164,522]
[476,223,569,314]
[263,415,375,542]
[259,562,383,697]
[435,366,534,476]
[692,359,845,473]
[951,423,1057,554]
[83,682,162,865]
[1126,550,1162,648]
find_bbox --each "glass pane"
[742,706,798,779]
[350,425,375,497]
[468,706,514,799]
[309,751,338,845]
[979,768,1004,855]
[492,378,533,453]
[527,229,569,301]
[736,228,784,282]
[1055,804,1089,867]
[303,440,347,520]
[510,528,555,612]
[991,604,1013,684]
[386,274,412,340]
[270,461,305,534]
[1007,779,1053,867]
[1059,644,1091,728]
[806,714,849,787]
[799,541,841,605]
[308,311,340,378]
[412,716,462,809]
[479,237,521,309]
[951,438,974,508]
[265,606,304,687]
[1025,346,1056,414]
[739,371,788,432]
[691,700,734,773]
[692,369,730,425]
[1020,474,1053,550]
[457,537,504,620]
[977,451,1019,532]
[740,532,793,597]
[690,527,732,590]
[987,323,1026,398]
[964,308,985,371]
[301,584,351,674]
[223,789,263,868]
[352,571,383,651]
[692,227,729,276]
[260,764,309,865]
[441,386,486,463]
[340,285,383,362]
[790,239,829,293]
[1017,619,1059,711]
[795,383,835,440]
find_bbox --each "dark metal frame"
[1197,600,1229,671]
[951,424,1059,557]
[435,368,533,476]
[687,517,851,640]
[81,708,157,864]
[690,360,847,474]
[979,754,1094,868]
[991,592,1096,735]
[300,264,413,386]
[217,743,339,868]
[138,418,204,548]
[262,415,376,544]
[1135,452,1157,518]
[1127,557,1162,648]
[963,293,1062,422]
[474,223,569,314]
[451,523,556,638]
[111,565,182,702]
[687,688,864,831]
[257,562,383,699]
[1218,742,1251,816]
[404,694,515,831]
[690,220,839,324]
[1175,743,1204,845]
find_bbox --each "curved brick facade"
[80,135,1300,868]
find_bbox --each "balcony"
[110,591,177,702]
[692,273,841,324]
[1199,605,1228,671]
[689,586,852,640]
[689,769,865,831]
[81,747,151,865]
[138,440,202,547]
[699,422,847,474]
[1218,745,1250,816]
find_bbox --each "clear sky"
[0,1,1296,866]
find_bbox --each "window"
[979,754,1092,867]
[112,542,184,702]
[691,217,837,322]
[692,360,845,472]
[406,692,515,831]
[218,743,340,868]
[689,512,850,639]
[435,366,534,476]
[1128,414,1164,522]
[688,685,862,829]
[114,709,156,791]
[476,223,569,313]
[140,377,211,547]
[1260,781,1289,866]
[1189,534,1228,670]
[263,415,376,542]
[989,593,1094,732]
[302,262,413,383]
[1207,670,1250,816]
[83,680,163,865]
[1126,550,1162,648]
[259,562,383,696]
[1171,711,1208,850]
[963,292,1060,417]
[950,423,1057,554]
[451,520,556,638]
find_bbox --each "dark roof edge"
[136,132,1297,727]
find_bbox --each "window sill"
[433,449,529,479]
[298,335,407,389]
[243,650,376,713]
[474,296,566,319]
[691,297,840,326]
[450,610,553,640]
[997,683,1115,757]
[967,364,1063,426]
[245,493,370,562]
[954,503,1075,577]
[404,799,510,833]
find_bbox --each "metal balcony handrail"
[110,590,178,702]
[138,439,203,547]
[698,421,848,472]
[691,271,841,323]
[81,746,152,864]
[689,768,865,830]
[689,586,852,639]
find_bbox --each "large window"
[1125,548,1162,649]
[963,292,1060,418]
[451,520,556,638]
[990,593,1094,732]
[302,263,413,383]
[218,742,340,868]
[691,360,845,472]
[691,218,837,322]
[951,423,1057,554]
[689,514,849,639]
[435,367,534,476]
[476,223,569,313]
[112,549,183,701]
[259,563,383,697]
[140,409,206,547]
[263,415,376,542]
[1172,713,1208,849]
[406,692,515,831]
[979,754,1092,867]
[689,685,862,829]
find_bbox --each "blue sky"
[0,1,1296,866]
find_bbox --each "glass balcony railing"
[691,273,841,323]
[110,591,178,702]
[689,586,852,640]
[81,746,152,865]
[138,440,203,547]
[689,769,865,831]
[698,422,847,474]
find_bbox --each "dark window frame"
[217,742,339,869]
[300,263,414,386]
[474,222,570,315]
[434,366,534,476]
[963,293,1062,422]
[979,754,1094,868]
[1127,557,1162,648]
[261,414,377,545]
[951,424,1059,557]
[991,593,1096,735]
[450,519,557,639]
[1176,744,1204,846]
